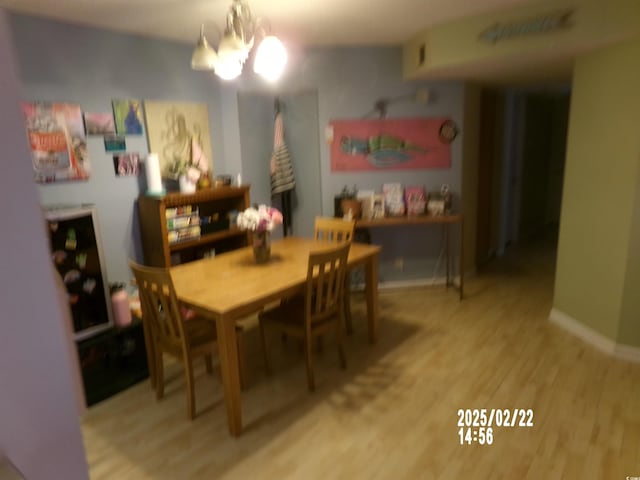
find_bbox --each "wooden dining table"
[170,236,381,436]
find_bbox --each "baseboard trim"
[352,276,463,291]
[614,343,640,363]
[549,308,640,363]
[380,277,447,290]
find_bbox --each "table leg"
[459,218,464,301]
[215,316,242,436]
[364,254,379,344]
[444,224,450,288]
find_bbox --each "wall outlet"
[393,257,404,271]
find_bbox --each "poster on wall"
[22,102,91,183]
[112,153,141,176]
[112,99,145,135]
[84,112,115,135]
[143,100,213,179]
[329,117,453,172]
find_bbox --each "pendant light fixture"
[191,0,287,81]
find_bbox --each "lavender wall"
[9,14,227,284]
[0,9,88,479]
[9,13,466,286]
[229,48,465,283]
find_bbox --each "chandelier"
[191,0,287,81]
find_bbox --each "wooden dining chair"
[314,216,356,333]
[129,260,245,420]
[314,216,356,243]
[259,242,350,392]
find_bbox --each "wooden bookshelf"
[137,186,251,267]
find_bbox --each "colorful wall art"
[329,117,453,172]
[112,99,145,135]
[113,153,140,176]
[84,112,115,135]
[22,102,91,183]
[143,100,213,179]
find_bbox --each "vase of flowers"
[178,167,200,193]
[236,205,283,264]
[167,137,211,193]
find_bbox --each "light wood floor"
[82,238,640,479]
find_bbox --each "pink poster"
[330,117,454,172]
[22,102,90,183]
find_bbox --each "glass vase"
[253,230,271,264]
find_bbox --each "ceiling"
[0,0,539,47]
[0,0,601,85]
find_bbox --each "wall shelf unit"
[138,186,251,267]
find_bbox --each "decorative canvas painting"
[143,100,213,179]
[113,153,141,176]
[22,102,91,183]
[329,117,453,172]
[112,99,145,135]
[104,135,126,152]
[84,112,115,135]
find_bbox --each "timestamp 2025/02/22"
[457,409,534,445]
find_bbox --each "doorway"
[475,86,571,264]
[237,90,322,238]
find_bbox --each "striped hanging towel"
[270,111,295,196]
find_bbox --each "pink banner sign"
[330,117,453,172]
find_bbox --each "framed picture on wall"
[143,100,213,179]
[112,99,145,135]
[84,112,115,135]
[113,153,141,176]
[21,101,91,183]
[329,117,452,172]
[104,135,126,152]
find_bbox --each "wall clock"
[439,120,459,144]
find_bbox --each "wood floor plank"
[81,239,640,479]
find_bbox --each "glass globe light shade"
[191,32,218,70]
[215,57,243,80]
[217,31,249,62]
[253,35,287,81]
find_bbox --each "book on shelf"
[405,186,426,216]
[382,183,405,216]
[356,189,375,219]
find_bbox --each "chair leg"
[142,323,156,389]
[204,354,214,375]
[305,335,315,392]
[336,317,347,370]
[155,346,164,400]
[344,276,353,334]
[184,353,196,420]
[259,319,271,375]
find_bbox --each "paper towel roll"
[145,153,163,194]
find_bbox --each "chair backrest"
[128,260,186,348]
[305,242,351,325]
[314,216,356,243]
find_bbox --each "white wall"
[0,9,88,479]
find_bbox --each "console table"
[355,214,464,300]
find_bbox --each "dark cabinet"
[45,205,112,340]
